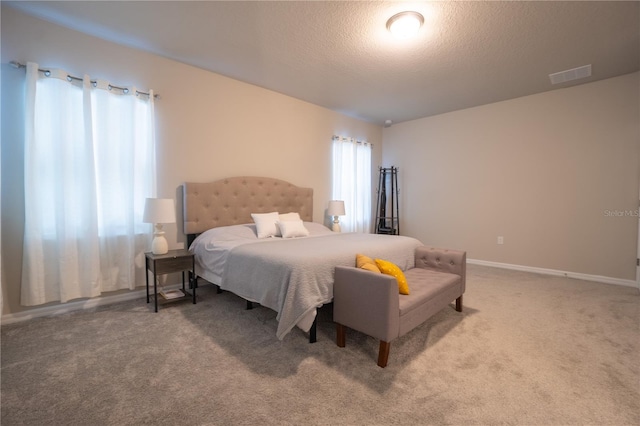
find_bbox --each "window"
[21,63,156,305]
[332,136,372,233]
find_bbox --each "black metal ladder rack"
[375,166,399,235]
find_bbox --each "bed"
[183,177,422,341]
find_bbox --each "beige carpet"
[2,264,639,425]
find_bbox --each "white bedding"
[190,223,422,340]
[190,222,334,284]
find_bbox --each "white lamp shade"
[143,198,176,224]
[328,200,346,216]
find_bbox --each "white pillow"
[279,212,301,222]
[251,212,280,238]
[303,222,334,236]
[190,224,258,250]
[278,220,310,238]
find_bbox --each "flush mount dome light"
[386,11,424,39]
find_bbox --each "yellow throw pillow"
[375,259,410,295]
[356,254,381,273]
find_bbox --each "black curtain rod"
[9,60,159,99]
[332,135,374,147]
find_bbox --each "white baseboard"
[3,261,637,326]
[1,284,182,326]
[467,258,638,288]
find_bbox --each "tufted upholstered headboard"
[183,176,313,239]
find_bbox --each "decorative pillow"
[251,212,280,238]
[356,254,381,273]
[278,220,310,238]
[375,259,410,295]
[279,212,301,222]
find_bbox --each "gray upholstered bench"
[333,246,466,367]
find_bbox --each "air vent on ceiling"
[549,64,592,85]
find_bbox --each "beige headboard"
[183,176,313,236]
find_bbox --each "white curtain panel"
[332,136,372,233]
[21,63,156,306]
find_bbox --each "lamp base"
[332,216,341,233]
[151,229,169,255]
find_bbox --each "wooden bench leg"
[378,341,391,368]
[336,323,346,347]
[455,295,463,312]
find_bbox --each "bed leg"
[216,285,223,294]
[246,300,254,310]
[309,318,317,343]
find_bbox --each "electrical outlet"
[497,236,504,245]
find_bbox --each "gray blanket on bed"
[221,233,422,340]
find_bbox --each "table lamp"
[143,198,176,255]
[328,200,346,232]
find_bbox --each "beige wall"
[382,72,640,281]
[3,7,638,319]
[0,8,382,315]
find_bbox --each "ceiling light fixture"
[386,11,424,39]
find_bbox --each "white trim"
[1,284,182,326]
[4,259,636,326]
[468,258,637,288]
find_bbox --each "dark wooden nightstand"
[145,249,196,312]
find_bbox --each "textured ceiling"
[6,1,640,125]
